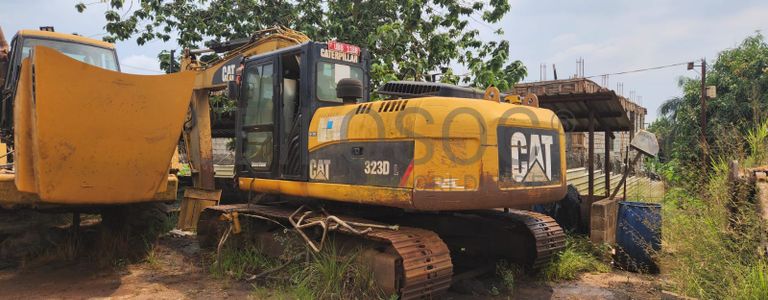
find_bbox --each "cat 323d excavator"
[178,27,567,299]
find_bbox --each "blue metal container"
[615,201,661,273]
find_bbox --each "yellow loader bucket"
[14,46,195,204]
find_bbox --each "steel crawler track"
[495,209,567,269]
[197,205,564,298]
[198,204,453,299]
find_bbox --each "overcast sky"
[2,0,767,121]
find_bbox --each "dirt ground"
[0,233,664,300]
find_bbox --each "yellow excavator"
[179,27,567,299]
[0,26,566,298]
[0,28,194,258]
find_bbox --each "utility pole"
[700,58,708,162]
[688,59,709,164]
[168,49,176,74]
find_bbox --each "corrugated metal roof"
[538,91,631,132]
[513,79,633,132]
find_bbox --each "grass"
[543,235,610,281]
[746,120,768,167]
[144,241,162,270]
[160,211,179,236]
[289,245,384,300]
[210,245,281,280]
[659,156,768,299]
[211,236,389,300]
[495,260,519,294]
[738,260,768,300]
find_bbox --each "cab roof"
[16,30,115,49]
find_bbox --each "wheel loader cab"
[234,41,369,181]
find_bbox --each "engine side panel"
[308,141,415,188]
[242,97,567,211]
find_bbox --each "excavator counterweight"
[11,46,195,205]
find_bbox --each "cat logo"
[498,127,561,185]
[221,64,236,82]
[510,132,554,182]
[309,159,331,180]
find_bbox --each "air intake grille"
[355,103,374,114]
[377,80,486,99]
[378,100,408,113]
[379,82,440,97]
[355,100,408,114]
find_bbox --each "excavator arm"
[176,27,310,229]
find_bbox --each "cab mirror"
[227,80,239,100]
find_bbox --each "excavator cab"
[233,41,370,181]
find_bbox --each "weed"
[543,235,610,281]
[496,260,519,293]
[289,244,384,300]
[145,242,161,270]
[660,157,766,299]
[210,245,280,280]
[210,234,387,300]
[251,284,307,300]
[27,232,80,267]
[733,260,768,300]
[489,285,500,296]
[745,120,768,167]
[160,211,178,235]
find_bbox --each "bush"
[661,158,766,299]
[543,235,610,281]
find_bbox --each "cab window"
[21,38,119,71]
[242,63,275,170]
[316,61,363,102]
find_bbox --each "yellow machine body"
[240,97,567,211]
[2,46,194,207]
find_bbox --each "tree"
[650,32,768,170]
[76,0,526,90]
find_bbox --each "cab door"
[236,58,278,178]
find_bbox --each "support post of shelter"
[588,111,595,200]
[605,130,612,197]
[582,110,595,230]
[629,111,636,174]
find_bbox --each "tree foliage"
[77,0,526,90]
[651,32,768,171]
